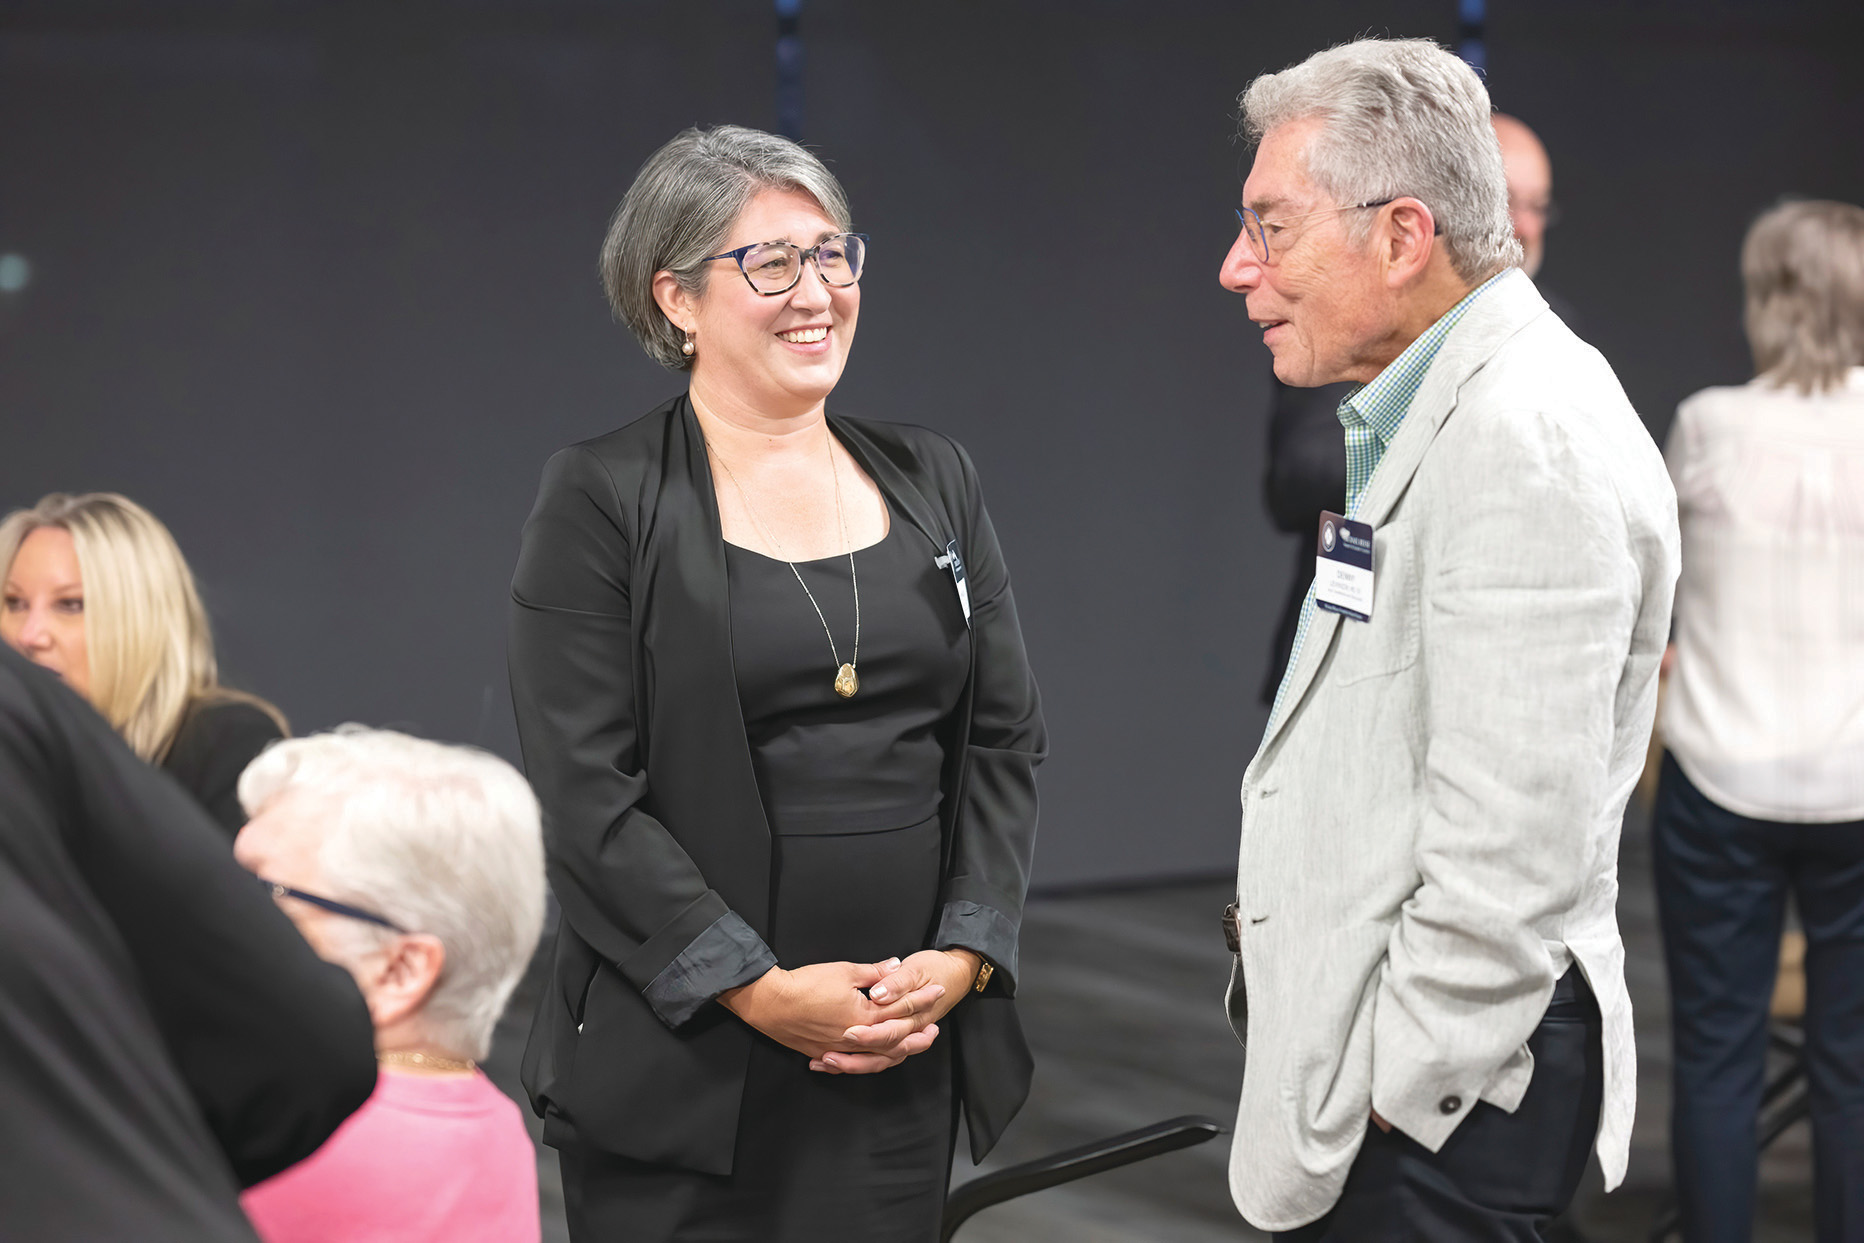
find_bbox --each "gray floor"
[945,878,1255,1243]
[484,798,1817,1241]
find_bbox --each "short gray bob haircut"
[1240,38,1522,284]
[601,124,853,371]
[239,727,547,1062]
[1743,199,1864,395]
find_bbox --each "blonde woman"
[0,492,285,836]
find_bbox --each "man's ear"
[651,270,698,335]
[362,934,446,1029]
[1379,197,1439,286]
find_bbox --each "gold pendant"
[834,663,859,698]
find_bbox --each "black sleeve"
[1263,378,1350,533]
[33,664,377,1186]
[509,446,775,1030]
[929,440,1047,994]
[162,701,286,840]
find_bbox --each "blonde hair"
[1743,199,1864,395]
[0,492,284,761]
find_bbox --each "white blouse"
[1662,367,1864,822]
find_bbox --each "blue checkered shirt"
[1263,273,1507,738]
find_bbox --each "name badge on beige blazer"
[1314,510,1375,622]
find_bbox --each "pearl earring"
[681,336,694,356]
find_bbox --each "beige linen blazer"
[1226,270,1680,1231]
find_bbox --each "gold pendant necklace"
[709,422,862,699]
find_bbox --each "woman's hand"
[818,949,981,1074]
[718,959,947,1072]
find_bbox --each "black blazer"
[161,698,286,838]
[1260,378,1350,705]
[508,395,1046,1175]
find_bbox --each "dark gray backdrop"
[2,1,1860,887]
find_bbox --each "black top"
[509,398,1045,1174]
[1261,377,1350,705]
[725,518,970,836]
[162,697,286,838]
[0,646,376,1240]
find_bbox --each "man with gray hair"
[1218,38,1678,1239]
[233,727,548,1243]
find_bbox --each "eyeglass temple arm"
[263,880,407,932]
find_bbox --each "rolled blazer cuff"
[1371,1043,1534,1152]
[934,901,1019,994]
[641,912,778,1029]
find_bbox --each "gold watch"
[971,957,995,993]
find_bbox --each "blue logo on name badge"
[1314,509,1375,622]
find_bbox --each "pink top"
[242,1070,540,1243]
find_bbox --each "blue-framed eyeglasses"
[1235,199,1410,264]
[700,232,869,296]
[259,877,407,933]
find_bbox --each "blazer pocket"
[1278,923,1390,1153]
[1330,521,1418,686]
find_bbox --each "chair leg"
[940,1116,1224,1243]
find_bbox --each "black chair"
[941,1115,1226,1242]
[1646,1023,1809,1242]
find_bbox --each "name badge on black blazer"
[934,540,972,628]
[1314,510,1374,622]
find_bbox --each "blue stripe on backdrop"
[1459,0,1487,74]
[777,0,804,140]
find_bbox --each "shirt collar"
[1337,269,1510,444]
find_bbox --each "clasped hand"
[719,949,979,1075]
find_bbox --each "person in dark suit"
[1259,377,1349,705]
[508,125,1045,1242]
[0,491,285,836]
[0,643,376,1241]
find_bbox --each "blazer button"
[1439,1096,1462,1115]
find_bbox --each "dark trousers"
[1274,968,1603,1242]
[1651,753,1864,1243]
[557,1034,954,1243]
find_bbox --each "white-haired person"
[0,492,285,836]
[1218,38,1677,1239]
[233,727,547,1243]
[1656,199,1864,1242]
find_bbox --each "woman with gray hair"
[1654,199,1864,1241]
[233,727,547,1243]
[508,125,1044,1240]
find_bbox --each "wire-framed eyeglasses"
[701,233,869,296]
[1234,199,1399,265]
[259,876,407,933]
